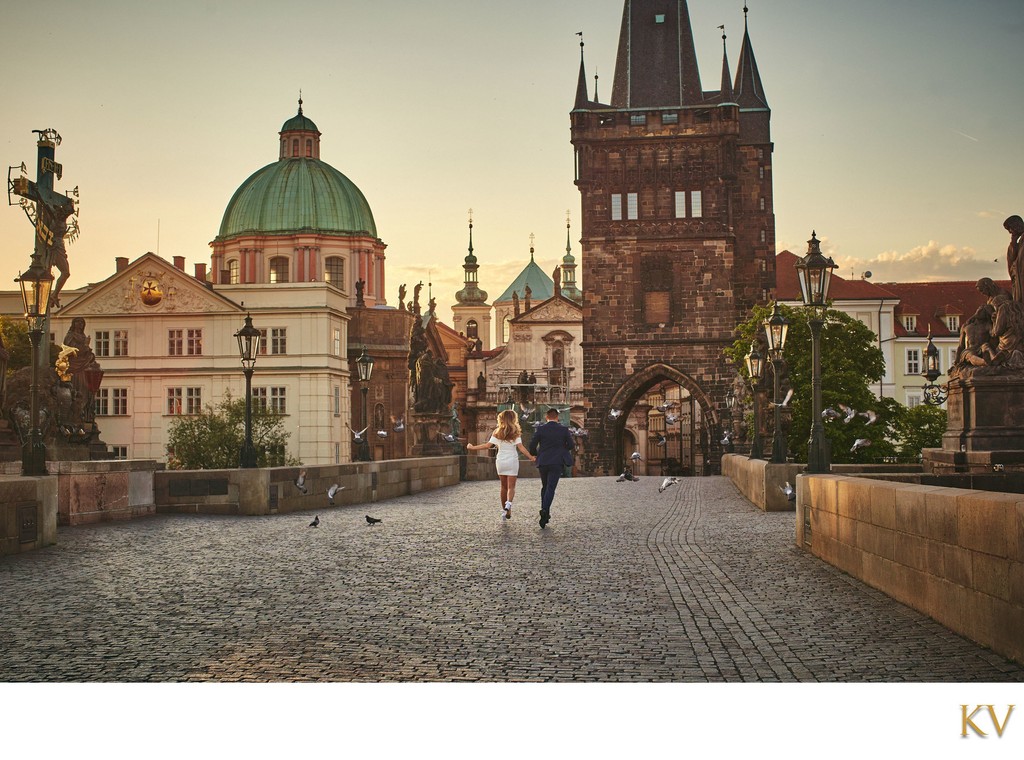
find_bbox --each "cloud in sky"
[830,241,1005,284]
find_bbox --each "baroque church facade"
[572,1,776,474]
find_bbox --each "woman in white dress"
[466,409,535,519]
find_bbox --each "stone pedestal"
[411,413,458,457]
[923,374,1024,474]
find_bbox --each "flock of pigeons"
[296,469,382,529]
[350,416,407,446]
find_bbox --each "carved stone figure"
[553,266,562,297]
[413,281,423,315]
[62,317,103,426]
[952,278,1024,374]
[398,283,407,311]
[355,278,365,307]
[524,284,532,312]
[512,290,520,317]
[1005,215,1024,303]
[477,371,487,394]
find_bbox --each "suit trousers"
[538,464,562,514]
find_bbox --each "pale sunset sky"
[2,0,1022,326]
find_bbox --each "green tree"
[727,303,897,464]
[890,403,947,460]
[166,393,298,469]
[0,317,32,372]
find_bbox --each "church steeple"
[561,210,582,303]
[733,6,768,110]
[455,209,487,305]
[279,95,322,160]
[573,34,592,110]
[718,26,735,104]
[611,0,703,107]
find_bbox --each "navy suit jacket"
[529,421,574,468]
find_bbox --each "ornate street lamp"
[763,302,790,463]
[723,390,736,453]
[744,342,765,460]
[234,313,261,468]
[356,346,375,461]
[921,328,948,405]
[16,258,53,476]
[794,231,837,473]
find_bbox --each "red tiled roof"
[882,280,1010,339]
[775,250,898,301]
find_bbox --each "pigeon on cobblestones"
[365,515,382,525]
[780,482,796,501]
[295,470,307,494]
[616,470,639,482]
[327,484,342,505]
[659,477,679,493]
[309,515,320,528]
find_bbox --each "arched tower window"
[466,320,479,340]
[305,139,312,157]
[227,259,239,284]
[324,256,344,286]
[502,316,511,343]
[291,138,298,157]
[269,256,290,283]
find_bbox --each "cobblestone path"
[2,476,1021,682]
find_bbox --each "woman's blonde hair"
[492,409,522,442]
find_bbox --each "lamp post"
[763,301,790,463]
[234,313,261,468]
[356,346,375,461]
[744,342,765,460]
[794,231,837,473]
[921,328,948,405]
[724,391,736,453]
[16,258,53,476]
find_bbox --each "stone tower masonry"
[571,1,775,474]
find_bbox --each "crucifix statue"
[9,128,79,311]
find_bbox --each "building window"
[333,328,342,356]
[252,387,268,412]
[335,443,340,464]
[187,329,202,356]
[759,197,766,211]
[113,330,129,356]
[502,315,511,343]
[269,256,290,283]
[946,315,960,332]
[112,388,128,416]
[168,329,183,356]
[760,229,767,243]
[325,256,344,286]
[661,112,678,125]
[690,191,702,218]
[903,315,917,332]
[292,138,298,156]
[334,385,341,416]
[674,191,686,219]
[94,388,109,416]
[467,319,479,340]
[906,392,922,409]
[228,259,240,284]
[630,113,646,126]
[111,445,128,460]
[759,166,765,180]
[905,349,920,376]
[305,139,312,157]
[611,193,622,221]
[95,331,110,357]
[627,192,638,220]
[270,387,287,414]
[167,388,183,415]
[186,387,203,415]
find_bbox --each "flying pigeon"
[327,484,343,505]
[772,388,794,408]
[519,404,533,420]
[665,414,679,425]
[631,451,642,461]
[532,421,545,429]
[376,429,389,438]
[658,477,679,494]
[851,438,872,452]
[839,404,857,424]
[350,425,368,442]
[295,469,307,494]
[365,515,382,525]
[779,482,796,502]
[308,515,320,528]
[392,416,406,433]
[441,432,458,443]
[721,432,733,445]
[616,470,639,483]
[657,401,677,413]
[608,408,624,420]
[655,434,667,447]
[822,408,842,422]
[859,410,879,425]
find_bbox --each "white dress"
[489,435,522,476]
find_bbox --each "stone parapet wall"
[52,459,159,526]
[722,453,803,512]
[156,456,499,516]
[0,476,57,555]
[796,474,1024,664]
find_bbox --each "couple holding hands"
[467,408,574,529]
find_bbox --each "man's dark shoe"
[539,509,550,528]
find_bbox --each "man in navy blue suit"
[528,407,575,528]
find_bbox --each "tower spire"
[574,32,591,109]
[734,4,768,110]
[455,208,487,306]
[718,26,735,103]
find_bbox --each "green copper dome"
[281,113,319,133]
[217,158,377,239]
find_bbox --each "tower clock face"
[140,277,163,306]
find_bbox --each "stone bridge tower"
[571,1,775,474]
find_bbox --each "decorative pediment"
[515,295,582,324]
[59,253,240,317]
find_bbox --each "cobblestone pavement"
[2,476,1022,682]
